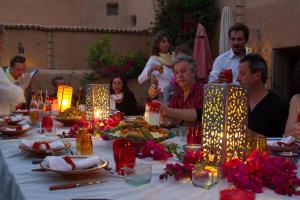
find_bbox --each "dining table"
[0,126,299,200]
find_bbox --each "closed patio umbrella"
[193,23,212,81]
[219,6,234,55]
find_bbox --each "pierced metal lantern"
[85,84,110,121]
[57,85,73,112]
[202,84,249,166]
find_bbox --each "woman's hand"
[292,122,300,138]
[147,64,162,77]
[148,86,161,99]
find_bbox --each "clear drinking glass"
[192,166,220,189]
[123,162,152,186]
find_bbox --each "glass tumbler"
[113,139,136,175]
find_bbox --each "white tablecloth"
[0,136,299,200]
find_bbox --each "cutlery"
[32,168,46,172]
[32,159,43,164]
[49,180,106,191]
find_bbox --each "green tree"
[152,0,219,48]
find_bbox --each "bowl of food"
[56,108,85,126]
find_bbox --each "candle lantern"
[57,85,73,112]
[202,84,248,166]
[85,84,110,121]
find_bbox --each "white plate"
[40,156,108,179]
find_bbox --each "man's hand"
[17,73,32,90]
[217,69,227,83]
[148,85,161,99]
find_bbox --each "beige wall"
[0,29,150,69]
[0,0,82,26]
[0,0,155,30]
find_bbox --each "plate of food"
[0,125,32,136]
[40,155,108,179]
[102,118,175,142]
[19,138,70,157]
[267,137,300,152]
[56,108,85,126]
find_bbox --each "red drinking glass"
[224,68,233,83]
[41,115,53,133]
[113,139,136,175]
[187,126,202,144]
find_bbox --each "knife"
[49,180,106,191]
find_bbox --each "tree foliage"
[152,0,219,48]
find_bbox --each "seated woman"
[110,75,138,116]
[284,94,300,139]
[158,55,204,126]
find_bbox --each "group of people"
[133,23,299,139]
[1,24,299,139]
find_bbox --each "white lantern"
[202,84,249,166]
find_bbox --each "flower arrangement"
[159,149,204,180]
[138,140,172,161]
[222,149,300,196]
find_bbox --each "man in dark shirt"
[237,53,289,137]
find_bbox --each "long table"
[0,134,299,200]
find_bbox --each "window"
[130,15,137,27]
[106,3,119,16]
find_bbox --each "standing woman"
[110,75,138,116]
[0,26,25,115]
[138,31,174,99]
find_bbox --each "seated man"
[4,55,32,90]
[50,76,65,97]
[237,53,289,137]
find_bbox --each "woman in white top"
[0,26,25,116]
[284,94,300,139]
[138,31,173,99]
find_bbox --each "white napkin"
[2,127,16,131]
[20,139,64,150]
[44,156,100,171]
[21,124,30,130]
[267,136,296,146]
[8,115,23,122]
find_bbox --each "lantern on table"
[57,85,73,112]
[85,84,110,121]
[202,84,249,166]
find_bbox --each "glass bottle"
[29,91,39,126]
[76,128,83,153]
[80,128,93,155]
[37,89,45,111]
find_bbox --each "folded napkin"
[20,124,30,130]
[267,136,296,146]
[20,139,64,150]
[1,127,16,131]
[44,156,100,171]
[7,115,23,122]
